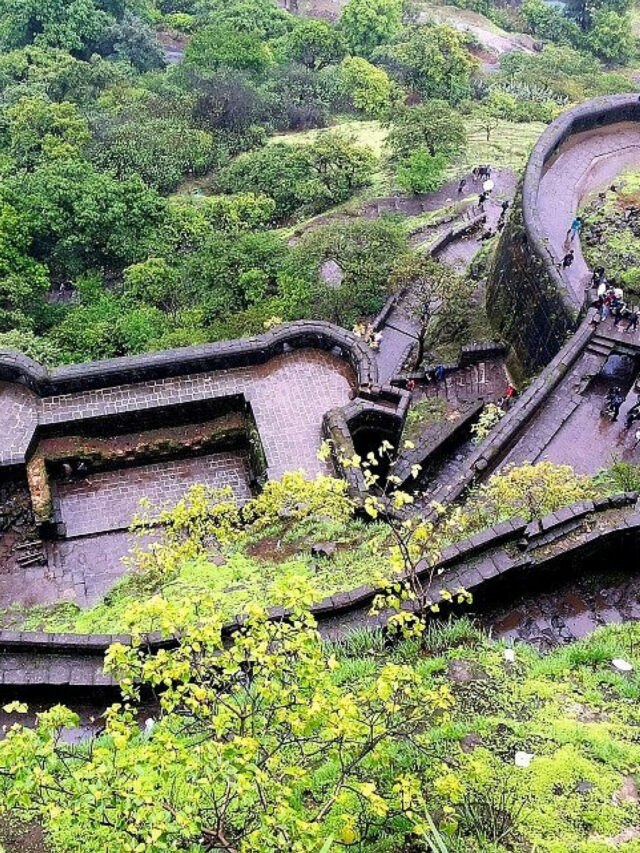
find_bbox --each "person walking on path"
[561,249,575,269]
[625,306,640,333]
[567,216,583,242]
[458,178,467,195]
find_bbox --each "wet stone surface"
[499,336,640,476]
[0,350,356,480]
[538,123,640,302]
[482,567,640,650]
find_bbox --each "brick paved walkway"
[499,338,640,476]
[537,123,640,303]
[0,350,356,478]
[55,452,252,538]
[0,382,39,467]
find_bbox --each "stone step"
[587,338,614,357]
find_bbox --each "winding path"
[537,122,640,303]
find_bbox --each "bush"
[184,23,274,75]
[397,149,447,193]
[216,132,375,221]
[91,117,217,193]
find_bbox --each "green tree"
[185,23,274,75]
[0,201,49,332]
[339,55,394,116]
[389,253,470,365]
[585,9,634,63]
[521,0,581,44]
[0,328,61,364]
[92,117,216,193]
[217,135,374,221]
[197,0,293,39]
[474,105,500,141]
[339,0,404,58]
[376,24,476,103]
[99,11,166,71]
[216,143,312,220]
[289,218,408,326]
[0,46,125,104]
[5,96,91,170]
[122,257,182,317]
[305,132,376,207]
[389,100,467,159]
[0,0,110,53]
[8,159,164,275]
[565,0,631,30]
[396,149,448,194]
[283,18,347,69]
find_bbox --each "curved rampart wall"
[488,95,640,375]
[0,320,377,398]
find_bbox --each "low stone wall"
[1,492,637,690]
[427,311,599,509]
[393,399,484,488]
[0,320,377,398]
[488,94,640,375]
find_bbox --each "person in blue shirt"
[567,216,583,241]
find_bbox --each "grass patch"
[324,619,640,852]
[403,396,449,441]
[1,517,391,635]
[453,117,547,177]
[270,118,390,158]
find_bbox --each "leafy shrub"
[217,132,375,221]
[397,149,447,193]
[91,117,217,193]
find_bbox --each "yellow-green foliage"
[3,610,640,853]
[457,461,596,530]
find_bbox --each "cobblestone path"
[0,350,356,479]
[538,123,640,303]
[55,452,252,539]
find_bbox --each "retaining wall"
[487,94,640,375]
[0,320,377,398]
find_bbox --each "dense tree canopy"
[0,0,634,367]
[376,24,476,103]
[339,0,404,59]
[389,100,467,160]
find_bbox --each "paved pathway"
[499,320,640,476]
[537,123,640,303]
[55,452,252,539]
[0,350,355,479]
[374,169,517,381]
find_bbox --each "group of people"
[601,386,640,433]
[458,165,495,210]
[595,278,640,332]
[472,165,493,182]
